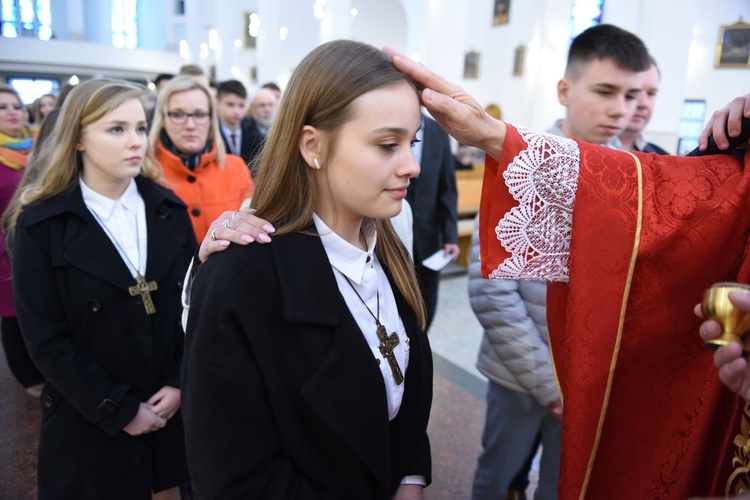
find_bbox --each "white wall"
[0,37,183,81]
[682,1,750,126]
[610,0,750,153]
[1,0,748,148]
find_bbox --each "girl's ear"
[299,125,324,170]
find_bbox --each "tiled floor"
[0,266,537,499]
[0,344,40,499]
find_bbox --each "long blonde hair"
[251,39,426,328]
[3,79,158,233]
[148,75,226,167]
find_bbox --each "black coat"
[12,177,196,499]
[182,229,433,499]
[410,116,458,262]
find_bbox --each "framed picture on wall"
[512,45,526,77]
[715,20,750,68]
[464,52,480,79]
[493,0,510,26]
[244,12,258,49]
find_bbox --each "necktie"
[230,132,238,154]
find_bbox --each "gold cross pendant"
[129,274,158,315]
[376,323,404,385]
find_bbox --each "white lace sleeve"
[489,126,580,282]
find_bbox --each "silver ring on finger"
[210,228,218,241]
[231,210,239,220]
[221,218,231,228]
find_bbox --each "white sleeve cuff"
[400,475,426,486]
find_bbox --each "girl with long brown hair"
[182,40,433,499]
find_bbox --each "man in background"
[406,113,459,331]
[261,81,281,101]
[154,73,174,94]
[619,58,669,154]
[179,64,210,89]
[216,80,257,168]
[242,88,278,176]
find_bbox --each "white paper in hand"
[421,249,452,271]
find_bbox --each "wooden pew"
[455,164,483,267]
[457,219,475,267]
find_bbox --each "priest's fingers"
[729,289,750,311]
[698,318,721,341]
[725,93,750,139]
[694,302,704,319]
[714,343,750,399]
[383,46,464,99]
[385,48,506,159]
[420,85,506,160]
[699,93,750,150]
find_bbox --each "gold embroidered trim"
[727,402,750,495]
[549,332,562,404]
[579,151,643,499]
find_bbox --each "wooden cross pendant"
[129,274,158,315]
[376,323,404,385]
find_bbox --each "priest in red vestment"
[386,47,750,499]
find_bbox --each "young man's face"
[624,64,660,135]
[557,57,644,144]
[217,93,246,130]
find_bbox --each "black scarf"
[160,130,213,171]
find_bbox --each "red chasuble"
[480,123,750,499]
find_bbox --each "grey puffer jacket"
[468,219,559,406]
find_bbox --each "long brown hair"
[3,79,158,234]
[251,39,426,328]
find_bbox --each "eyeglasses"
[166,110,211,125]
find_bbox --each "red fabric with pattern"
[480,124,750,498]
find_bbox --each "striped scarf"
[0,127,36,170]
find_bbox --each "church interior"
[1,0,750,498]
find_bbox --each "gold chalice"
[702,282,750,352]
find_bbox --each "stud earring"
[313,158,321,170]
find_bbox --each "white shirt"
[220,122,242,156]
[80,178,147,278]
[390,201,414,259]
[313,214,410,422]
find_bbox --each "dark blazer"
[220,117,265,170]
[12,177,196,499]
[637,141,669,155]
[411,116,458,261]
[182,229,433,499]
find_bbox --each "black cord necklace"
[343,276,404,385]
[89,206,158,315]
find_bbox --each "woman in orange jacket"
[149,76,252,241]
